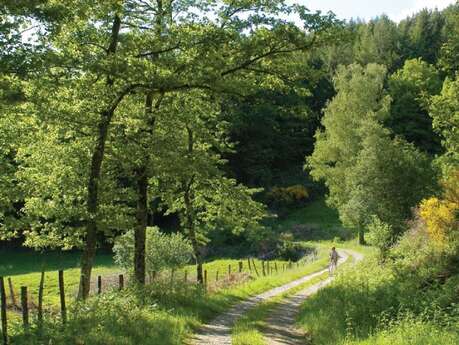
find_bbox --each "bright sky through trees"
[296,0,456,21]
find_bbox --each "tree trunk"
[196,261,203,284]
[132,92,155,285]
[358,229,365,245]
[78,15,121,300]
[184,192,202,284]
[187,222,203,284]
[78,115,110,299]
[182,127,202,283]
[134,165,148,285]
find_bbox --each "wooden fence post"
[261,261,266,276]
[247,258,252,272]
[58,270,66,324]
[275,262,278,273]
[228,265,231,277]
[20,287,29,329]
[170,269,175,286]
[204,270,208,289]
[267,261,271,275]
[7,279,15,308]
[0,277,8,345]
[37,270,44,328]
[119,274,124,290]
[216,271,219,281]
[251,258,259,276]
[97,276,102,295]
[238,261,243,273]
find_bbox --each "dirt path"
[263,250,364,345]
[191,251,353,345]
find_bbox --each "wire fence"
[0,251,319,344]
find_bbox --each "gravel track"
[191,250,358,345]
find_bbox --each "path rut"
[191,250,355,345]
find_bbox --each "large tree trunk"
[133,91,160,285]
[78,15,121,300]
[134,166,148,285]
[78,115,111,299]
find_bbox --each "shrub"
[266,185,309,208]
[366,216,393,257]
[419,170,459,251]
[277,232,311,261]
[113,227,193,276]
[420,197,458,247]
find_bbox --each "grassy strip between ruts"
[231,251,355,345]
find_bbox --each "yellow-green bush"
[419,170,459,249]
[266,185,309,207]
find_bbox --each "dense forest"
[0,1,458,345]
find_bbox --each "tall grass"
[296,255,459,345]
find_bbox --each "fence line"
[0,254,317,343]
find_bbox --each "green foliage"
[429,76,459,173]
[114,227,193,274]
[366,216,393,257]
[276,232,314,261]
[354,15,400,71]
[307,64,435,239]
[438,4,459,76]
[399,8,446,64]
[221,57,328,188]
[387,58,442,154]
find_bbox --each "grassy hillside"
[273,198,352,241]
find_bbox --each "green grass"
[0,249,115,277]
[181,257,310,285]
[0,249,118,306]
[278,198,342,228]
[271,198,353,242]
[344,317,459,345]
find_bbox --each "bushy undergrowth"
[297,227,459,345]
[10,291,189,345]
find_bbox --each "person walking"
[329,247,339,276]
